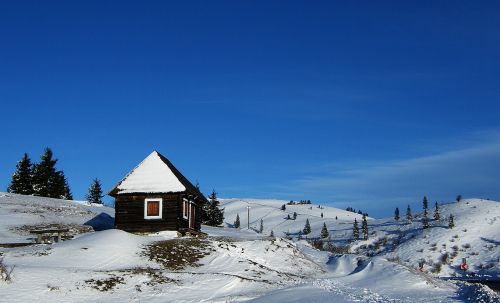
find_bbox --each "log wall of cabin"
[114,193,180,232]
[114,193,203,233]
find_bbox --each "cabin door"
[189,202,196,229]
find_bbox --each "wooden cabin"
[108,151,206,233]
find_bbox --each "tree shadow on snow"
[84,212,114,231]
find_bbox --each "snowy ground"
[0,193,499,302]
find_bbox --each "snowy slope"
[0,192,114,243]
[1,194,498,302]
[221,198,366,240]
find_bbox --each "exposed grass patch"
[142,238,215,271]
[85,275,125,292]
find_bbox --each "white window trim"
[144,198,163,219]
[182,198,189,219]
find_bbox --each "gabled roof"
[108,151,205,200]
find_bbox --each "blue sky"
[1,1,499,217]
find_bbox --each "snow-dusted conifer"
[423,196,429,211]
[362,214,369,240]
[320,222,329,238]
[353,219,359,240]
[394,207,400,221]
[406,205,413,223]
[303,219,311,235]
[204,190,224,226]
[54,171,72,200]
[259,219,264,233]
[422,209,430,229]
[433,202,440,221]
[448,214,455,229]
[32,148,57,198]
[234,214,240,228]
[86,179,103,204]
[8,153,34,195]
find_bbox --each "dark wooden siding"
[114,193,203,233]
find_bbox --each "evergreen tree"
[303,219,311,235]
[353,219,359,240]
[259,219,264,233]
[456,195,462,202]
[32,148,57,197]
[321,212,323,218]
[270,230,274,237]
[8,153,34,195]
[204,190,224,226]
[86,179,103,204]
[448,214,455,229]
[293,212,297,220]
[433,202,440,221]
[281,204,286,211]
[394,207,400,221]
[423,196,429,211]
[287,214,291,220]
[234,214,240,228]
[422,208,430,229]
[406,205,413,223]
[320,222,329,238]
[335,216,338,220]
[53,171,72,200]
[362,214,369,240]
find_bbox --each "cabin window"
[144,198,162,219]
[183,199,189,219]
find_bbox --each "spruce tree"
[448,214,455,229]
[320,222,329,238]
[406,205,413,223]
[433,202,440,221]
[287,214,291,220]
[86,179,104,204]
[204,190,224,226]
[321,212,323,218]
[270,230,274,237]
[456,195,462,202]
[53,171,72,200]
[423,196,428,211]
[281,204,286,211]
[362,214,369,240]
[353,218,359,240]
[293,212,297,220]
[259,219,264,233]
[303,219,311,235]
[422,208,430,229]
[32,148,57,197]
[394,207,400,221]
[8,153,34,195]
[234,214,240,228]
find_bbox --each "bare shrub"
[0,258,14,282]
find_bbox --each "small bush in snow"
[0,258,14,282]
[462,243,471,249]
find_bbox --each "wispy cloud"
[264,132,500,217]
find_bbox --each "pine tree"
[281,204,286,211]
[353,219,359,240]
[8,153,34,195]
[433,202,440,221]
[321,212,323,218]
[293,212,297,220]
[456,195,462,202]
[270,230,274,237]
[204,190,224,226]
[406,205,413,223]
[423,196,428,211]
[53,171,72,200]
[422,208,430,229]
[394,207,400,221]
[32,148,57,197]
[259,219,264,233]
[86,179,104,204]
[448,214,455,229]
[234,214,240,228]
[303,219,311,235]
[287,214,291,220]
[320,222,329,238]
[362,214,369,240]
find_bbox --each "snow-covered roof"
[109,151,190,195]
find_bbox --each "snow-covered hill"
[0,194,499,302]
[221,198,366,240]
